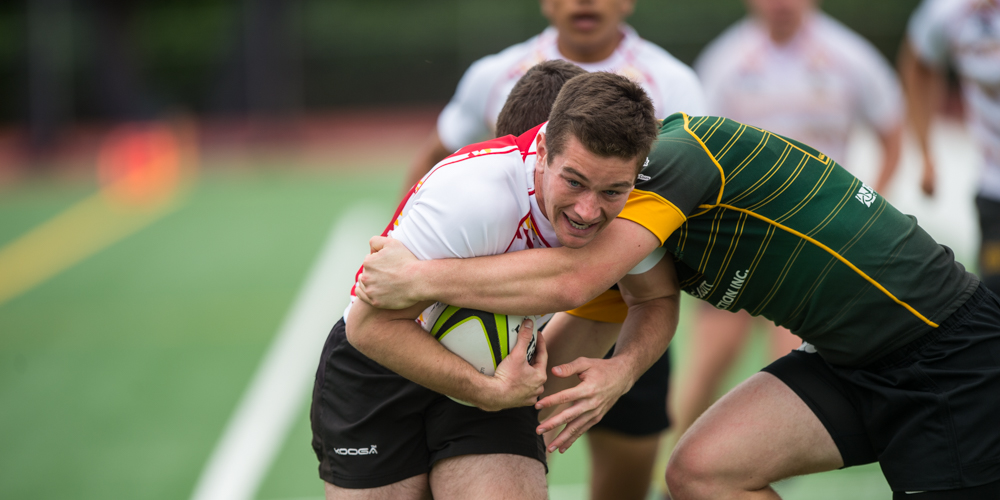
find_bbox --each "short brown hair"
[495,60,587,137]
[546,72,658,171]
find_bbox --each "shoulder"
[420,140,530,218]
[400,142,531,258]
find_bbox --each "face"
[541,0,636,59]
[746,0,814,43]
[534,132,638,249]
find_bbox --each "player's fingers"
[368,236,389,253]
[548,413,599,453]
[531,329,548,368]
[551,356,592,378]
[514,317,534,353]
[536,403,584,434]
[535,384,591,413]
[355,281,375,306]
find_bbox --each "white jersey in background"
[695,12,903,166]
[344,124,557,323]
[909,0,1000,201]
[437,25,706,151]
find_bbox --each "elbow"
[344,315,374,354]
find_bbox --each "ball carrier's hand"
[483,318,549,410]
[356,236,422,310]
[534,355,633,453]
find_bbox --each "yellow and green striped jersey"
[619,113,977,366]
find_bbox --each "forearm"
[899,41,943,160]
[345,303,496,407]
[874,125,902,194]
[413,219,660,315]
[608,296,678,388]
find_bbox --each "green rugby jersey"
[618,113,977,366]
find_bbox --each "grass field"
[0,121,978,499]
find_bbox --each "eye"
[603,190,622,197]
[568,179,582,188]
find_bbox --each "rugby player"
[402,2,705,496]
[900,0,1000,294]
[675,0,905,441]
[358,113,1000,499]
[310,70,663,500]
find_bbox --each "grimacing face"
[541,0,636,61]
[533,132,638,249]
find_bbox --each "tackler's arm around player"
[358,218,663,314]
[535,253,681,453]
[346,297,548,412]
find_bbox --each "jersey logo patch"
[855,183,877,207]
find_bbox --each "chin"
[556,231,595,249]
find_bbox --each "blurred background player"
[400,2,705,500]
[671,0,906,441]
[900,0,1000,293]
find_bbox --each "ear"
[535,132,548,175]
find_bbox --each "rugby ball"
[418,302,543,405]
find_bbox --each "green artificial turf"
[0,166,893,500]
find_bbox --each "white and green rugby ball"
[418,302,543,405]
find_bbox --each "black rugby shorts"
[310,319,546,488]
[763,283,1000,494]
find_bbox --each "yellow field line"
[0,191,179,307]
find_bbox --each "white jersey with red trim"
[695,12,903,166]
[909,0,1000,200]
[344,123,557,322]
[436,25,706,152]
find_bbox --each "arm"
[356,218,663,315]
[399,129,452,197]
[898,39,945,196]
[533,254,681,453]
[345,297,547,411]
[872,123,903,195]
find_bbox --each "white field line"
[190,203,385,500]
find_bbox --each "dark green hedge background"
[0,0,921,124]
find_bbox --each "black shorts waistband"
[865,282,990,371]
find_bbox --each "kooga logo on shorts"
[715,270,749,309]
[334,445,378,456]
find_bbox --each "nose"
[573,191,601,223]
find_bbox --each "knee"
[664,437,724,500]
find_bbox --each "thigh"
[429,453,547,500]
[669,372,843,492]
[312,319,435,488]
[587,428,661,500]
[324,476,430,500]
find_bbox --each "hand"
[356,236,421,309]
[478,318,548,412]
[534,356,632,453]
[920,158,936,197]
